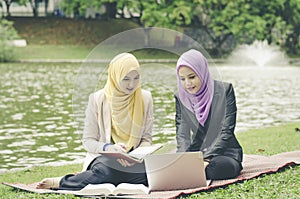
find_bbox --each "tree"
[94,0,140,20]
[56,0,299,54]
[2,0,43,17]
[103,1,117,19]
[176,0,299,55]
[280,0,300,54]
[2,0,26,16]
[60,0,89,18]
[44,0,48,16]
[139,0,194,47]
[60,0,118,19]
[229,0,299,54]
[191,0,241,55]
[0,17,19,62]
[140,0,192,28]
[28,0,39,17]
[3,0,14,16]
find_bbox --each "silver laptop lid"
[144,151,207,191]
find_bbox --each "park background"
[1,0,300,198]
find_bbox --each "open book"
[100,144,163,163]
[74,183,150,196]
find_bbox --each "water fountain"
[227,40,289,66]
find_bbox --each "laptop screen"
[144,151,207,191]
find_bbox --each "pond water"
[0,62,299,172]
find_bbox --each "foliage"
[28,0,40,17]
[280,0,300,54]
[59,0,91,17]
[85,0,299,56]
[0,17,18,62]
[0,0,27,16]
[141,0,193,28]
[2,0,299,55]
[190,0,299,55]
[140,0,299,55]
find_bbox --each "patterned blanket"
[2,150,300,199]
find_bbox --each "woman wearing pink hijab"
[175,49,243,180]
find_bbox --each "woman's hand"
[117,158,135,167]
[106,143,127,153]
[104,143,134,167]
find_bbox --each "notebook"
[144,151,208,191]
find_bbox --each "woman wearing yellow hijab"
[104,52,145,152]
[36,53,153,190]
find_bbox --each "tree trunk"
[143,27,151,47]
[105,2,117,19]
[4,1,11,17]
[30,0,39,17]
[44,0,49,16]
[286,31,299,54]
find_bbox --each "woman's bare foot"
[35,177,61,189]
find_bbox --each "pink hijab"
[176,49,214,126]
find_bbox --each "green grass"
[1,122,299,198]
[10,17,140,46]
[7,17,203,61]
[237,123,300,156]
[14,45,93,60]
[14,45,180,61]
[10,17,179,61]
[5,17,300,62]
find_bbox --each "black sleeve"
[175,94,191,152]
[205,83,243,162]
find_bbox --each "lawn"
[10,17,140,46]
[1,122,299,199]
[14,45,180,61]
[10,17,179,61]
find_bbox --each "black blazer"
[175,80,243,162]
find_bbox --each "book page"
[129,144,163,159]
[99,152,143,163]
[113,183,150,195]
[99,144,163,163]
[77,183,116,196]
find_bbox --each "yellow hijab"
[104,53,144,152]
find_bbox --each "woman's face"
[178,66,202,94]
[119,70,140,94]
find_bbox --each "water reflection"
[0,63,299,172]
[0,63,83,172]
[218,66,300,132]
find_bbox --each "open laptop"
[144,151,208,191]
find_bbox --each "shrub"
[0,17,19,62]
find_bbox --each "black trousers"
[205,155,242,180]
[58,156,148,190]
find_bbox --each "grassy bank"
[7,17,225,62]
[14,45,180,61]
[1,122,299,198]
[10,17,179,61]
[3,17,299,63]
[9,17,176,61]
[9,17,140,46]
[14,45,93,60]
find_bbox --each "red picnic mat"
[2,150,300,199]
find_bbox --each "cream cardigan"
[81,89,153,170]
